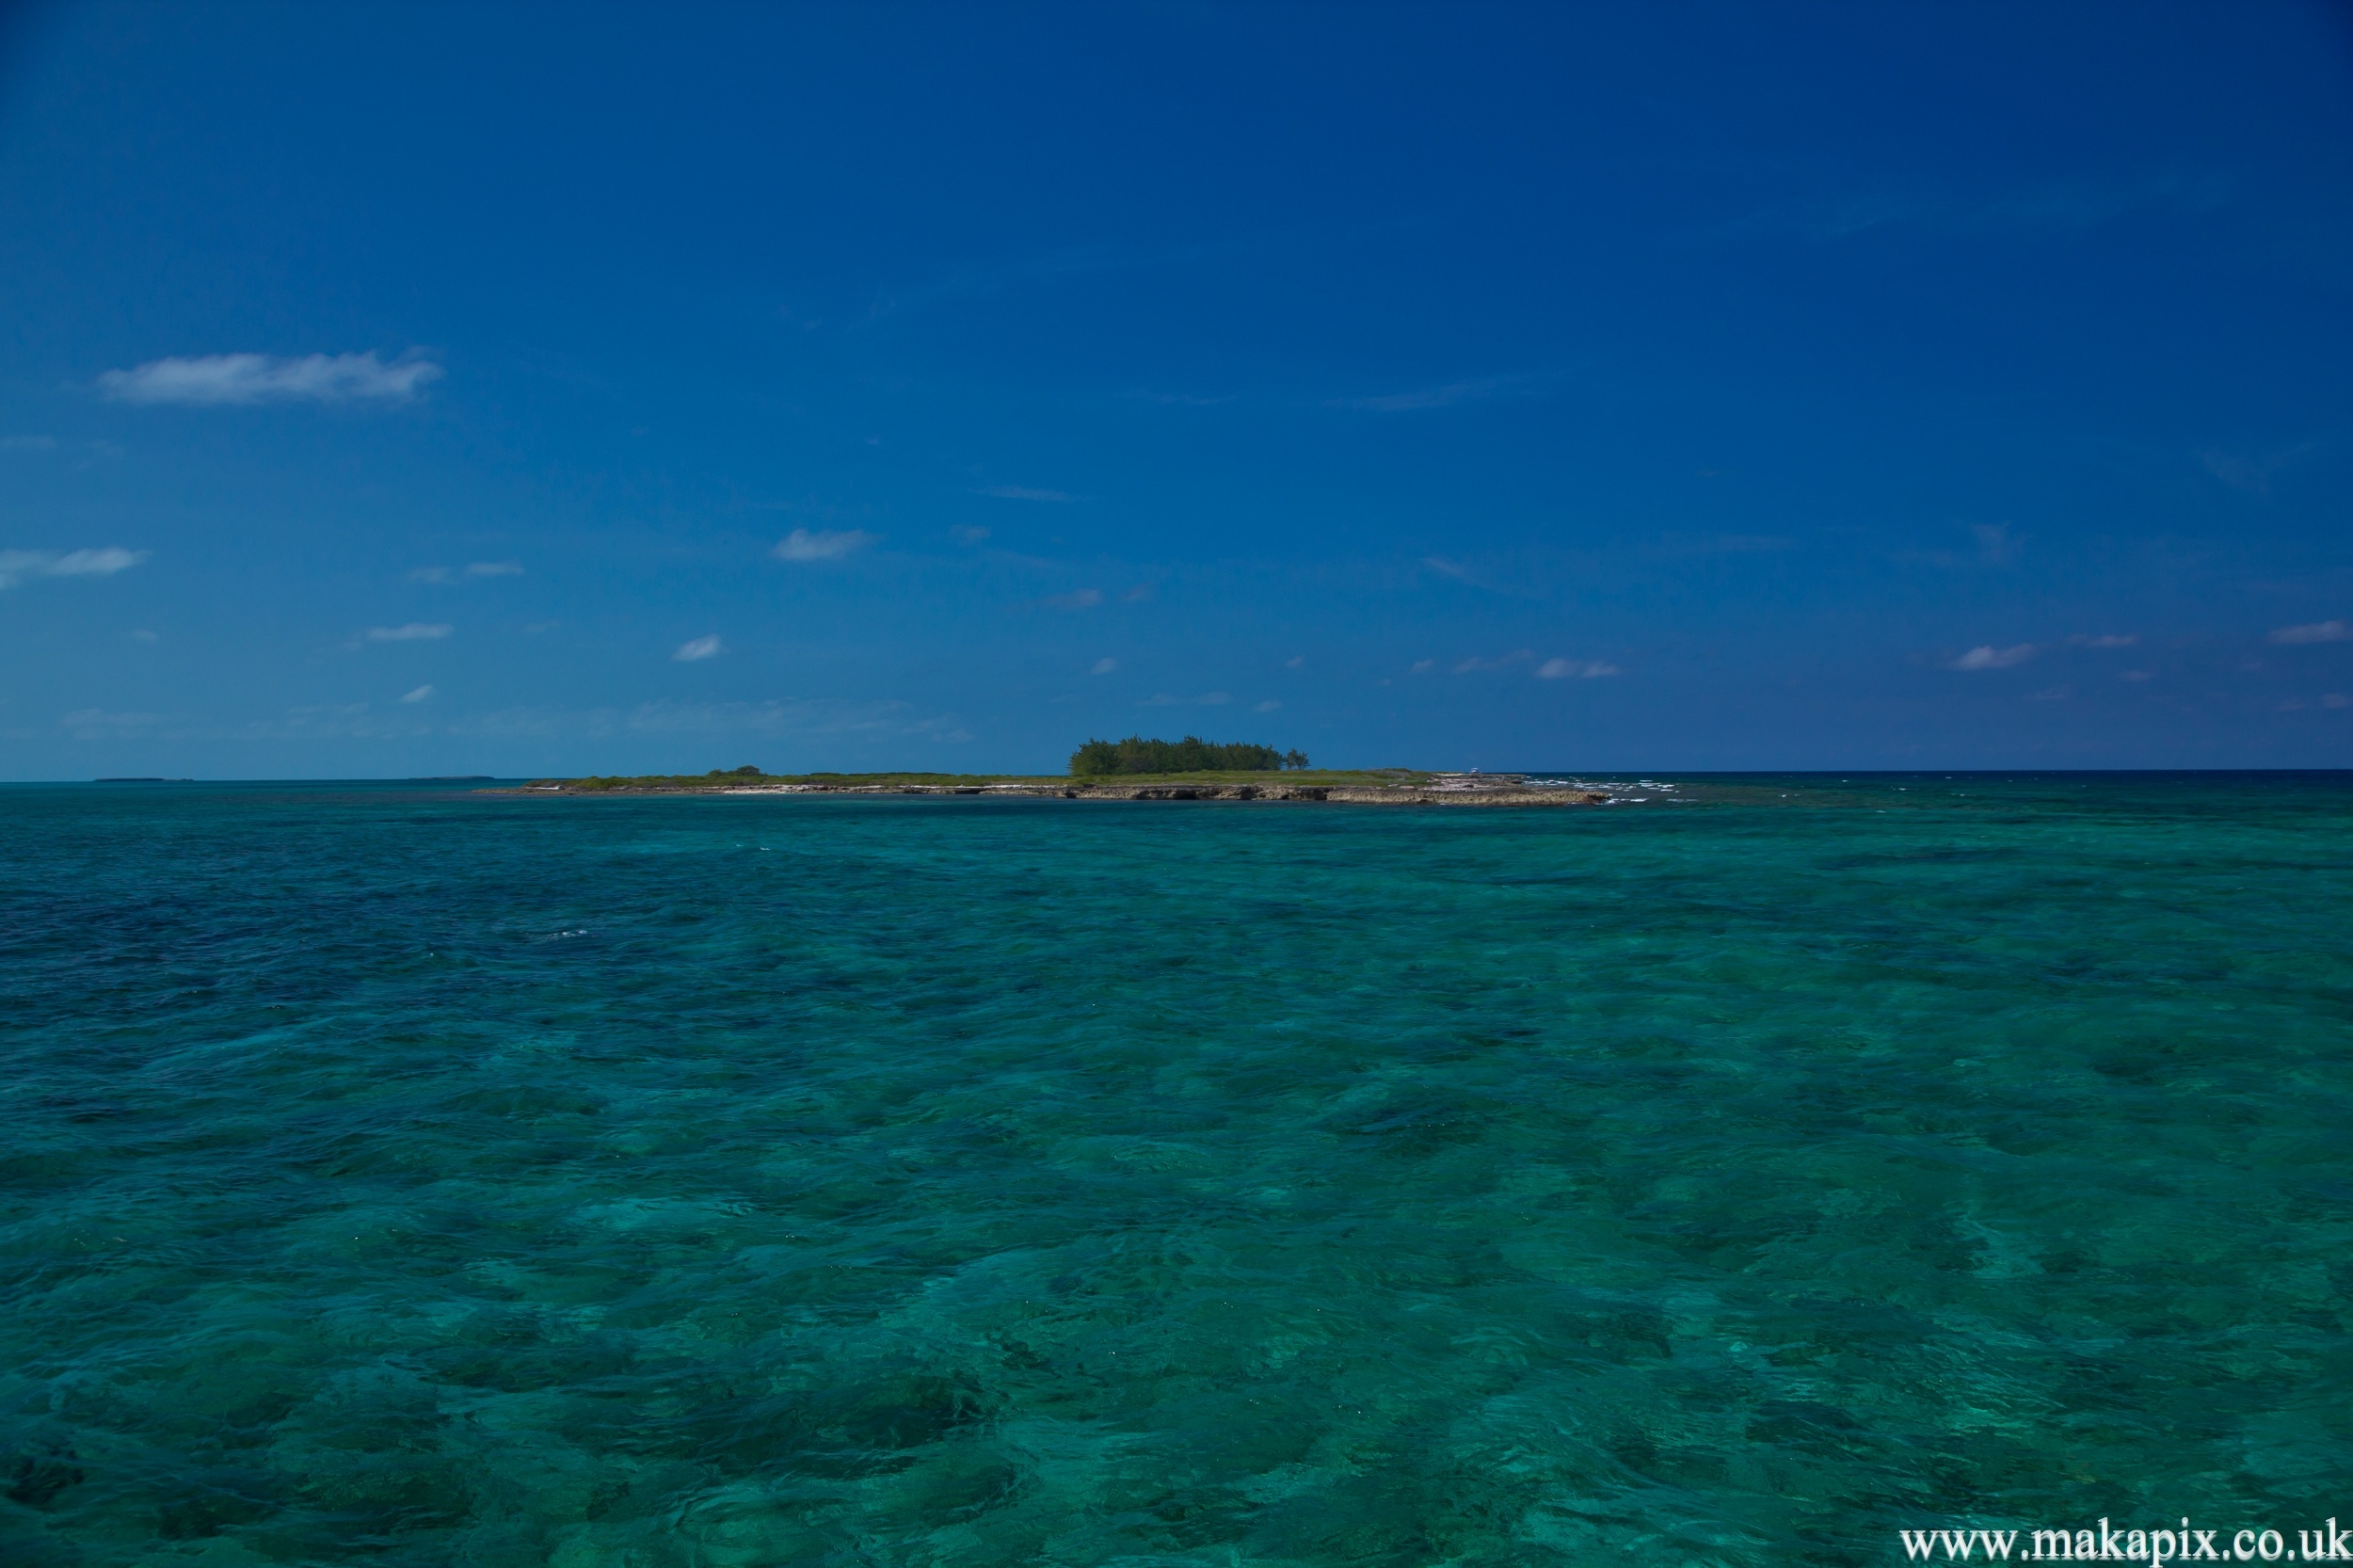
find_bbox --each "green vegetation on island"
[1068,735,1308,776]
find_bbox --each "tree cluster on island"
[1067,735,1309,776]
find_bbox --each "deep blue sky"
[3,1,2351,777]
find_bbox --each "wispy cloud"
[2069,633,2137,648]
[673,634,723,662]
[1409,659,1434,674]
[1659,532,1797,556]
[1331,378,1503,413]
[856,238,1253,330]
[2027,686,2071,702]
[950,525,991,545]
[99,351,442,407]
[2120,669,2155,681]
[1417,555,1536,597]
[1721,171,2229,245]
[0,546,149,588]
[1142,691,1231,707]
[1327,372,1506,409]
[1091,657,1118,675]
[366,622,452,642]
[1455,649,1534,674]
[411,560,520,584]
[773,527,874,562]
[2270,619,2350,645]
[1537,658,1621,680]
[1046,588,1103,611]
[228,703,429,741]
[400,684,435,703]
[1910,522,2024,572]
[976,485,1076,503]
[2201,442,2315,497]
[447,697,970,744]
[58,708,166,740]
[1973,523,2020,566]
[1254,699,1283,712]
[1947,643,2036,670]
[1,434,57,453]
[1128,388,1237,408]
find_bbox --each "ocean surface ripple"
[3,776,2348,1566]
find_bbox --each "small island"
[505,734,1609,807]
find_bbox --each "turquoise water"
[4,776,2349,1566]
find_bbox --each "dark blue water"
[4,776,2349,1565]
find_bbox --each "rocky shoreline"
[507,773,1610,807]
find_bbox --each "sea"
[3,774,2348,1566]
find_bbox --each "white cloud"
[2324,694,2350,709]
[1409,659,1434,674]
[99,350,442,407]
[773,527,874,562]
[1285,655,1305,669]
[977,485,1075,502]
[1537,658,1621,679]
[2270,619,2350,645]
[0,546,150,587]
[950,525,991,545]
[53,547,145,576]
[130,629,158,642]
[400,684,435,703]
[1046,587,1103,610]
[2119,669,2154,682]
[673,634,722,662]
[367,622,452,642]
[1,434,57,452]
[466,561,522,577]
[1091,657,1118,675]
[2070,633,2137,648]
[2026,685,2071,701]
[408,566,453,584]
[1254,699,1283,712]
[1423,556,1471,580]
[1948,643,2036,670]
[1142,692,1231,706]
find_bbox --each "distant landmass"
[493,747,1607,806]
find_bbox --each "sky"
[2,1,2350,778]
